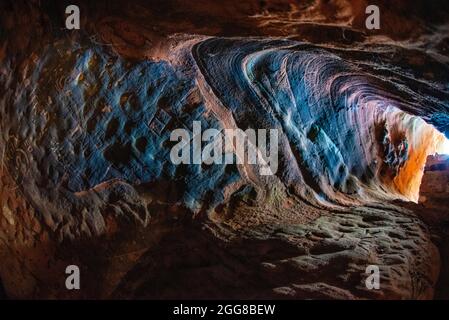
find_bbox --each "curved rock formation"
[0,0,448,299]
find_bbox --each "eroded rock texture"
[0,0,449,299]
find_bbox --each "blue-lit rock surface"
[0,0,448,299]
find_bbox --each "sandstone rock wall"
[0,0,448,299]
[419,155,449,207]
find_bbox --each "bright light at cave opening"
[438,136,449,155]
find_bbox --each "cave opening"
[438,136,449,155]
[380,109,447,203]
[381,108,449,204]
[417,131,449,206]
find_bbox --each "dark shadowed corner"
[0,278,6,300]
